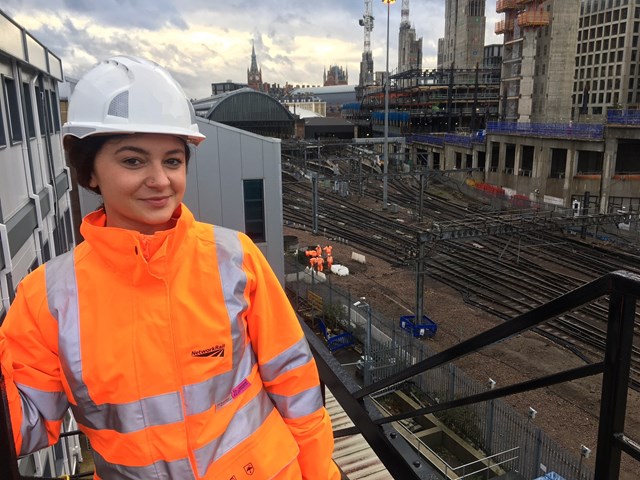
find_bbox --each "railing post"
[594,289,636,479]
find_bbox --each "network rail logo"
[192,344,225,357]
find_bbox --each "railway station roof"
[192,87,296,138]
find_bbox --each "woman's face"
[90,133,187,234]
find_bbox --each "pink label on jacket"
[231,379,251,398]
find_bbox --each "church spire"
[250,41,258,72]
[247,40,263,91]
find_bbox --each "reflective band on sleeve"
[259,338,313,383]
[16,384,69,455]
[267,386,323,420]
[92,449,196,480]
[69,391,184,433]
[194,388,274,477]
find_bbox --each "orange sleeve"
[0,269,67,455]
[239,234,340,480]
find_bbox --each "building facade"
[496,0,579,123]
[0,8,81,477]
[324,65,348,86]
[438,0,487,70]
[573,0,640,120]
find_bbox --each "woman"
[0,55,339,479]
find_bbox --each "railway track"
[283,170,640,388]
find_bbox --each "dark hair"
[64,134,191,195]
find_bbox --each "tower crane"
[358,0,375,87]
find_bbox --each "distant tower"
[324,65,348,86]
[358,0,375,89]
[397,0,423,74]
[438,0,486,70]
[247,41,263,91]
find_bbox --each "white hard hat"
[62,55,205,146]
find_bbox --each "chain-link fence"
[286,258,594,480]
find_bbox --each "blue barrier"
[318,320,355,352]
[487,121,604,140]
[399,315,438,338]
[608,109,640,125]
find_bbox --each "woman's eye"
[165,158,184,167]
[122,157,142,166]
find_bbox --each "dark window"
[243,179,266,243]
[34,86,46,134]
[44,89,53,133]
[49,90,60,133]
[550,149,567,178]
[0,91,6,147]
[577,150,604,174]
[22,83,36,138]
[3,76,23,142]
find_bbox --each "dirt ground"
[285,225,640,480]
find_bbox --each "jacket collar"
[79,204,195,275]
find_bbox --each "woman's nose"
[146,163,170,187]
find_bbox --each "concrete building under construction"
[496,0,579,123]
[397,0,423,74]
[438,0,487,70]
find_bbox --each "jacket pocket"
[202,408,299,480]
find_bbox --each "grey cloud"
[6,0,189,30]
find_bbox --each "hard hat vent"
[107,91,129,118]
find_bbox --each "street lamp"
[382,0,395,211]
[354,297,372,385]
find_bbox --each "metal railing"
[296,267,640,479]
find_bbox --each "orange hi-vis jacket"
[0,205,340,480]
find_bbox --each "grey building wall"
[186,118,285,282]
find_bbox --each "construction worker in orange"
[323,245,333,258]
[316,245,322,257]
[327,255,334,270]
[309,256,318,270]
[316,256,324,272]
[0,56,339,480]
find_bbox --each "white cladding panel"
[11,235,37,284]
[0,143,30,219]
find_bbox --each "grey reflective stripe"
[182,227,252,417]
[93,448,196,480]
[16,384,69,455]
[69,392,183,434]
[183,343,255,415]
[194,388,274,477]
[268,386,324,419]
[46,252,184,433]
[259,337,313,383]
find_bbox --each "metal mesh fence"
[286,258,594,479]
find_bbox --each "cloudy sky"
[3,0,501,99]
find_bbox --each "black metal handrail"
[308,270,640,479]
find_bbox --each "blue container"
[399,315,438,338]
